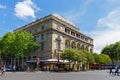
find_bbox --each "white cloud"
[0,4,6,9]
[98,9,120,29]
[14,0,40,19]
[92,9,120,53]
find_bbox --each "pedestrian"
[13,65,16,72]
[115,66,119,76]
[0,66,2,75]
[1,65,5,75]
[109,67,113,75]
[27,66,30,72]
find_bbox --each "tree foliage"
[0,31,39,58]
[0,32,15,58]
[60,48,76,62]
[82,50,95,64]
[101,41,120,61]
[60,49,111,65]
[93,53,111,64]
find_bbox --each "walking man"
[109,67,113,75]
[115,66,119,76]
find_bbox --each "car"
[111,65,120,69]
[5,66,14,71]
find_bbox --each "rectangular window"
[34,29,37,32]
[56,41,60,50]
[68,30,70,34]
[34,36,37,41]
[41,34,44,40]
[41,26,44,30]
[65,28,67,33]
[41,43,44,51]
[71,31,75,36]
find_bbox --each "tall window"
[34,29,37,32]
[71,42,76,49]
[65,39,70,49]
[41,26,44,30]
[41,43,44,51]
[34,36,37,41]
[65,28,67,33]
[41,34,44,40]
[56,40,60,50]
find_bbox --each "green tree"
[75,50,85,62]
[101,41,120,61]
[13,31,39,57]
[0,32,15,58]
[60,48,76,62]
[0,37,2,57]
[99,54,111,64]
[60,48,76,71]
[93,53,100,64]
[93,53,111,64]
[82,50,95,64]
[0,31,39,60]
[115,42,120,60]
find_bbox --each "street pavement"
[0,70,120,80]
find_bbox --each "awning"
[26,60,46,63]
[26,60,37,63]
[26,59,69,63]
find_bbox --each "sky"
[0,0,120,53]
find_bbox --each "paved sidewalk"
[0,70,120,80]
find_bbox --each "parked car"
[111,65,120,69]
[5,66,14,71]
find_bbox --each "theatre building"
[14,14,93,71]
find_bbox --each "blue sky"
[0,0,120,53]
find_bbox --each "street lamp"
[55,49,60,72]
[56,36,61,72]
[57,49,60,72]
[36,57,40,71]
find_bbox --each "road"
[0,70,120,80]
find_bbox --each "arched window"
[71,41,76,49]
[76,43,80,50]
[65,39,70,49]
[56,40,60,50]
[81,45,84,50]
[56,36,61,50]
[85,46,88,51]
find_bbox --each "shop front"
[26,59,69,71]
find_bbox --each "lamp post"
[56,36,61,72]
[57,49,60,72]
[37,57,40,71]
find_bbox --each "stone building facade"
[14,14,93,60]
